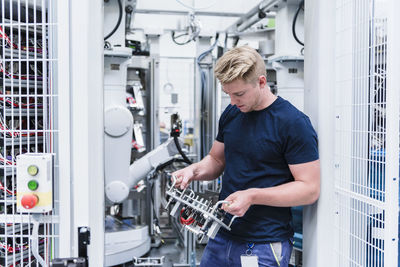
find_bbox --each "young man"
[172,45,320,267]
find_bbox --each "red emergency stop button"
[21,194,39,209]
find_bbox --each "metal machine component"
[105,219,151,266]
[125,2,136,30]
[133,256,165,266]
[165,176,237,242]
[78,227,91,263]
[16,154,53,213]
[52,228,90,267]
[51,258,87,267]
[225,0,279,33]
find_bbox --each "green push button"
[27,180,39,191]
[27,165,39,176]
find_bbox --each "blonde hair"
[214,45,266,84]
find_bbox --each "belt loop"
[246,243,255,255]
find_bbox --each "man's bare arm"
[173,141,225,189]
[223,160,320,216]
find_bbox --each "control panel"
[16,154,53,213]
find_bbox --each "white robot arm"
[103,46,188,203]
[104,52,186,204]
[105,137,182,203]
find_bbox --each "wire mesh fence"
[0,0,58,266]
[334,0,398,266]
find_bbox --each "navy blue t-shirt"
[216,96,319,242]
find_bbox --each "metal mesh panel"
[0,0,58,266]
[335,0,398,266]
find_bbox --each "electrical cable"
[150,181,161,236]
[104,0,123,41]
[171,11,201,45]
[224,32,228,51]
[173,136,192,164]
[0,181,15,195]
[196,33,219,63]
[31,215,48,267]
[175,0,217,11]
[0,26,43,53]
[292,0,304,46]
[200,70,207,158]
[0,95,43,108]
[155,158,188,173]
[0,114,41,137]
[0,114,16,137]
[233,37,239,47]
[171,31,192,46]
[172,32,191,40]
[179,208,195,225]
[0,152,14,165]
[0,60,43,80]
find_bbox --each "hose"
[173,136,192,164]
[292,0,304,46]
[104,0,123,41]
[171,31,192,46]
[155,158,188,173]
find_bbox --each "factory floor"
[112,241,304,267]
[149,239,204,266]
[113,238,205,267]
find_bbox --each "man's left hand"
[222,189,253,217]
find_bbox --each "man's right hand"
[172,167,194,190]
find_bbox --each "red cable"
[180,208,195,225]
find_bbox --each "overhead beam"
[134,8,245,18]
[225,0,280,33]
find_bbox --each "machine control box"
[16,154,53,213]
